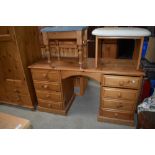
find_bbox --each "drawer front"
[102,75,141,89]
[38,99,63,109]
[34,82,61,92]
[36,91,62,102]
[102,87,138,101]
[47,31,76,39]
[101,98,135,111]
[101,109,133,120]
[31,69,60,82]
[6,92,32,106]
[5,79,28,95]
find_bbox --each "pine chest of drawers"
[98,75,142,126]
[30,68,75,115]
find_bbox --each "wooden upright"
[0,26,41,109]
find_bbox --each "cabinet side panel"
[14,26,41,107]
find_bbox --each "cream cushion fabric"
[92,27,151,37]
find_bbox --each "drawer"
[102,75,141,89]
[34,82,61,92]
[5,79,28,95]
[36,91,62,102]
[101,109,133,120]
[101,98,135,111]
[6,92,32,106]
[38,99,63,109]
[31,69,60,82]
[102,87,138,101]
[47,31,76,39]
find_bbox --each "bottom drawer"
[6,92,32,106]
[101,109,134,120]
[38,99,63,110]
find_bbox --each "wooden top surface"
[0,112,31,129]
[29,58,144,76]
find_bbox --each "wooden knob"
[17,98,20,101]
[114,113,118,117]
[48,103,51,107]
[83,40,87,45]
[16,95,20,101]
[119,81,124,86]
[43,73,47,78]
[43,85,48,89]
[14,89,18,92]
[127,80,130,84]
[117,92,121,98]
[132,80,135,84]
[117,103,123,108]
[46,94,50,98]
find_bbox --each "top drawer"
[102,75,141,89]
[31,69,60,82]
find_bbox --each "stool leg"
[78,45,83,69]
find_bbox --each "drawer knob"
[117,93,121,98]
[132,80,135,83]
[43,85,48,89]
[14,89,19,93]
[43,73,47,78]
[117,104,123,108]
[114,113,118,117]
[48,103,51,107]
[14,89,17,92]
[119,81,124,86]
[16,95,20,101]
[46,94,50,98]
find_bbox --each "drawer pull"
[14,89,20,93]
[132,80,135,84]
[43,85,48,89]
[116,104,123,108]
[17,98,20,101]
[16,95,20,101]
[14,89,17,92]
[46,94,50,98]
[48,103,51,107]
[119,81,124,86]
[117,92,122,98]
[114,113,118,117]
[43,73,47,78]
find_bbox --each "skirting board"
[98,115,134,126]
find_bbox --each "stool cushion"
[92,27,151,37]
[41,26,88,32]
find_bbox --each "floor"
[0,80,135,129]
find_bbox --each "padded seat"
[41,26,88,32]
[92,27,151,37]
